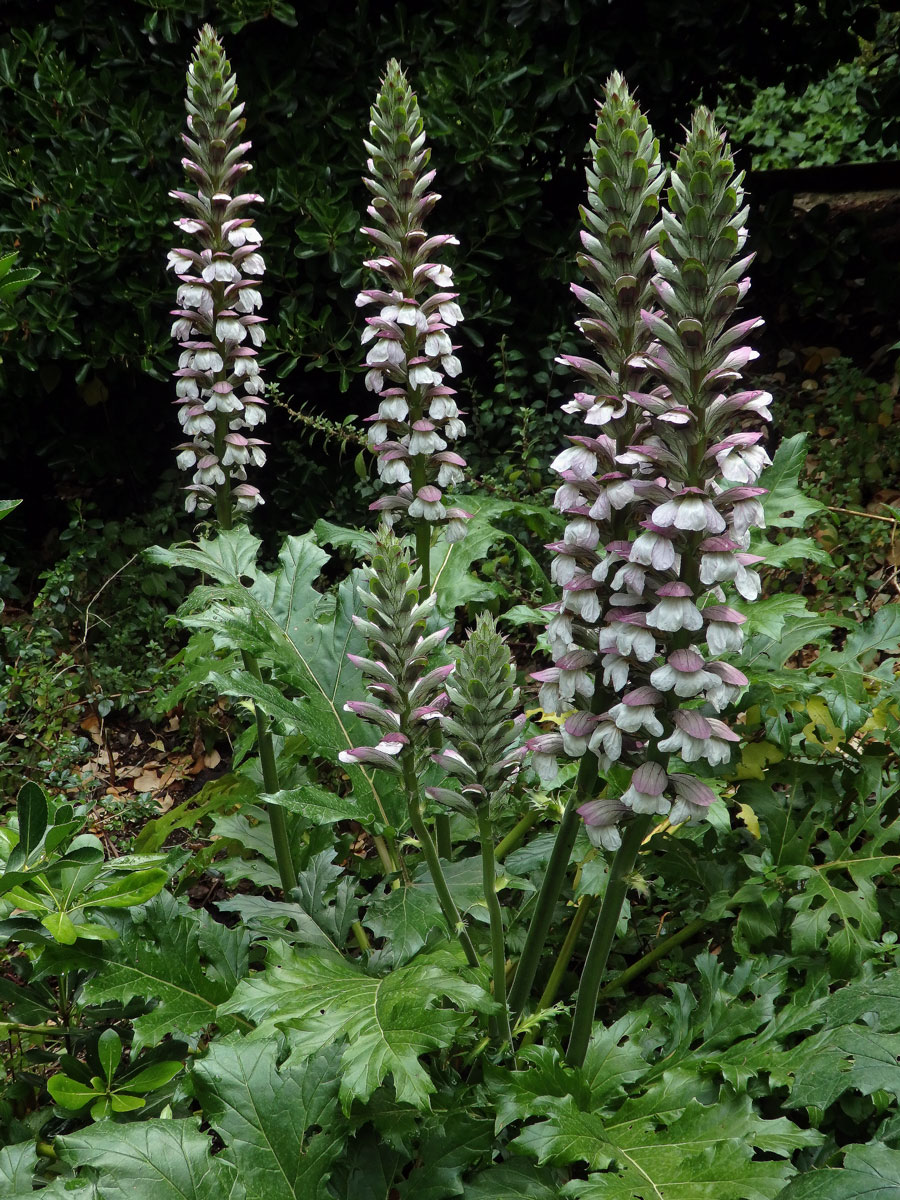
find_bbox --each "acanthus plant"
[357,59,470,577]
[520,75,771,1064]
[167,23,268,527]
[7,33,895,1198]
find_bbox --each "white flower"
[408,424,447,455]
[551,444,597,479]
[425,331,453,356]
[234,288,263,313]
[438,300,464,325]
[409,364,442,387]
[620,761,670,815]
[241,252,266,275]
[215,317,246,342]
[647,584,703,633]
[202,259,241,283]
[650,649,718,697]
[167,250,194,273]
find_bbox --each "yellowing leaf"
[803,697,844,752]
[525,706,568,727]
[737,803,761,839]
[733,741,785,781]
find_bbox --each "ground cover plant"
[2,26,900,1199]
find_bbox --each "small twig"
[826,505,898,524]
[81,553,140,645]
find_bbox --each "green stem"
[241,650,296,896]
[403,754,478,968]
[351,919,371,954]
[595,915,708,1002]
[495,810,541,862]
[565,813,653,1068]
[508,753,598,1021]
[519,894,593,1050]
[372,833,399,877]
[478,808,512,1047]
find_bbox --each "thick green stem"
[241,650,296,896]
[478,808,512,1047]
[595,915,708,1002]
[508,753,598,1021]
[410,514,452,860]
[519,894,593,1049]
[565,813,653,1068]
[495,810,541,862]
[403,755,478,967]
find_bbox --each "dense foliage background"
[1,0,898,559]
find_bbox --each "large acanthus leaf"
[774,1142,900,1199]
[147,525,265,590]
[756,433,823,530]
[56,1119,242,1200]
[430,494,558,616]
[191,1035,347,1200]
[70,892,251,1051]
[164,529,404,832]
[763,968,900,1110]
[0,1140,38,1193]
[366,856,527,968]
[463,1158,562,1199]
[781,799,900,978]
[515,1084,807,1200]
[218,941,493,1110]
[396,1109,494,1200]
[326,1131,407,1200]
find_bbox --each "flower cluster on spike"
[529,77,771,851]
[167,25,267,518]
[426,613,526,815]
[357,60,469,543]
[340,530,453,773]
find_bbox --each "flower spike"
[531,84,768,852]
[168,25,267,522]
[357,60,468,549]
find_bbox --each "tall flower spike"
[342,529,479,968]
[168,25,267,523]
[340,530,451,773]
[532,91,768,853]
[357,60,469,549]
[427,613,526,813]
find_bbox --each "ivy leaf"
[776,1142,900,1198]
[0,1140,38,1193]
[75,892,251,1050]
[56,1119,241,1200]
[191,1036,346,1200]
[219,942,492,1110]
